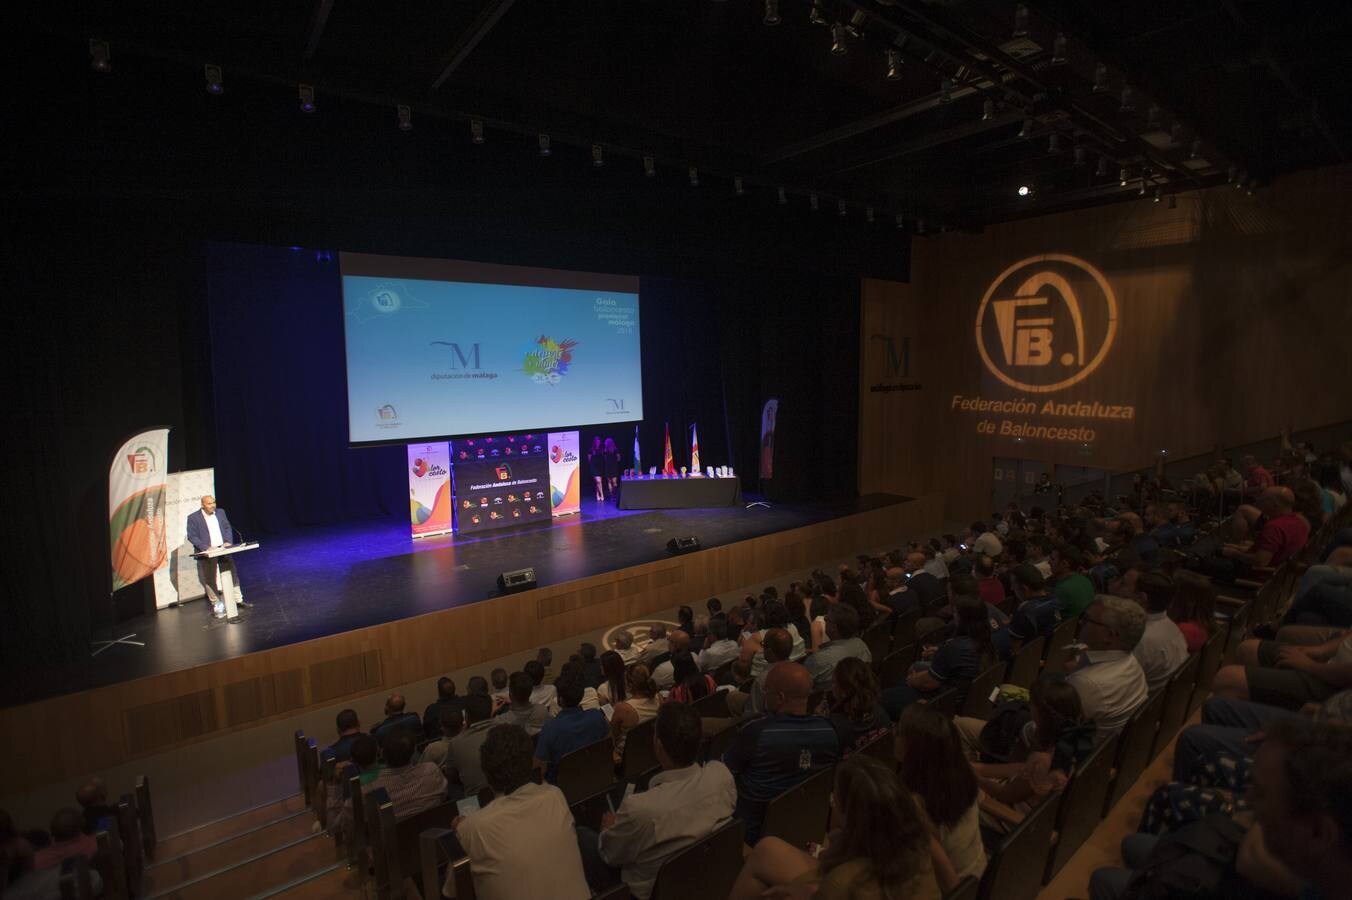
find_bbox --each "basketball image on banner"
[408,442,453,538]
[109,428,170,591]
[547,430,581,516]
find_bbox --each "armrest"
[978,791,1025,827]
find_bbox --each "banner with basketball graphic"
[407,442,453,538]
[109,428,170,591]
[547,430,581,517]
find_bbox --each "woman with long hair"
[783,590,812,648]
[1169,571,1217,654]
[827,657,892,747]
[896,704,987,881]
[728,754,954,900]
[665,650,715,704]
[609,664,660,764]
[602,436,621,498]
[595,650,627,705]
[588,435,604,502]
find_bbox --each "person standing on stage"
[603,437,622,500]
[186,495,248,618]
[588,436,605,502]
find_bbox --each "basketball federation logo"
[975,254,1118,394]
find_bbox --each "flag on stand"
[690,423,701,473]
[633,425,641,474]
[663,422,676,475]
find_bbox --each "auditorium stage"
[7,493,904,708]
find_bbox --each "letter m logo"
[431,341,481,369]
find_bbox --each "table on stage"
[618,475,743,510]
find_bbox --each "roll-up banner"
[759,398,779,480]
[408,442,453,538]
[109,428,170,592]
[547,430,581,517]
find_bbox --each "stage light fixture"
[1246,179,1255,196]
[1119,87,1136,113]
[982,98,994,121]
[1018,116,1033,139]
[397,104,412,131]
[298,84,316,113]
[1153,187,1161,203]
[809,3,828,26]
[1138,177,1147,197]
[734,175,745,196]
[592,144,604,167]
[1168,193,1177,210]
[830,23,848,55]
[666,536,701,555]
[1013,3,1029,38]
[644,155,656,177]
[1119,166,1129,186]
[763,0,781,25]
[1048,133,1060,153]
[1096,156,1108,177]
[204,64,223,94]
[688,165,699,186]
[1017,184,1032,197]
[1227,164,1237,184]
[1051,33,1068,65]
[1146,106,1162,128]
[538,133,551,156]
[470,119,485,144]
[809,192,819,211]
[886,49,902,80]
[1235,170,1247,190]
[1171,121,1184,144]
[1189,138,1201,159]
[1093,62,1109,93]
[866,206,874,223]
[89,39,111,73]
[939,78,953,103]
[837,199,847,217]
[777,186,788,205]
[1074,145,1086,166]
[895,213,904,229]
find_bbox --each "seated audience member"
[465,675,490,698]
[423,677,465,741]
[75,778,116,836]
[524,659,558,713]
[371,693,421,741]
[1295,477,1328,531]
[883,598,993,720]
[444,724,591,900]
[534,666,608,783]
[706,596,725,621]
[420,707,464,769]
[1212,486,1310,578]
[1318,462,1348,514]
[489,668,509,705]
[1026,535,1053,580]
[970,521,1003,559]
[578,704,737,899]
[677,604,696,638]
[1244,453,1275,494]
[896,704,987,881]
[733,627,793,718]
[577,642,603,688]
[611,664,662,764]
[975,555,1006,610]
[596,650,627,705]
[723,662,853,845]
[536,646,555,683]
[1213,628,1352,710]
[1050,544,1095,619]
[651,629,690,690]
[886,552,946,621]
[1131,571,1190,693]
[922,545,950,580]
[823,657,892,747]
[992,564,1060,660]
[324,733,383,836]
[32,810,95,872]
[637,624,670,668]
[697,616,740,673]
[1169,571,1218,654]
[1169,691,1343,786]
[783,591,813,645]
[728,755,953,900]
[1281,545,1352,629]
[805,604,871,692]
[757,597,808,661]
[451,694,499,796]
[613,630,639,665]
[366,730,446,814]
[0,809,36,889]
[666,650,716,705]
[1069,596,1150,742]
[971,675,1093,818]
[496,671,551,735]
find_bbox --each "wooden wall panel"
[0,494,942,787]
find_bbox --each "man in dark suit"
[186,495,248,618]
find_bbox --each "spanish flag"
[690,423,701,473]
[663,423,676,475]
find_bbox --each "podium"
[193,542,260,622]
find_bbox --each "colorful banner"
[109,428,170,592]
[759,398,779,480]
[153,467,216,609]
[690,423,701,474]
[408,442,453,538]
[547,431,581,517]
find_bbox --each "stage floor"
[7,493,906,708]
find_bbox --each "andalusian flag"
[690,423,701,473]
[633,425,641,474]
[109,428,170,591]
[663,422,676,475]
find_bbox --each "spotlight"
[1096,156,1108,177]
[688,165,699,186]
[1119,166,1129,186]
[397,104,412,131]
[1153,187,1161,203]
[204,64,223,94]
[592,144,604,167]
[1092,62,1109,93]
[1235,169,1247,189]
[1013,3,1029,38]
[298,84,316,113]
[895,213,904,229]
[1189,139,1201,159]
[1018,116,1033,139]
[866,206,874,223]
[1227,165,1238,184]
[644,155,656,177]
[1051,33,1068,65]
[1138,177,1147,197]
[809,193,819,211]
[1048,134,1060,154]
[1146,106,1162,128]
[1119,87,1136,113]
[1168,193,1177,210]
[1245,178,1256,196]
[830,23,847,55]
[1171,121,1184,144]
[763,0,781,25]
[734,175,745,196]
[809,3,828,26]
[471,119,485,144]
[837,199,847,217]
[777,186,788,205]
[982,98,994,121]
[939,78,953,103]
[886,49,902,81]
[1074,145,1086,166]
[1017,184,1032,197]
[538,133,551,156]
[89,39,111,73]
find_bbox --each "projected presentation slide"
[341,254,642,445]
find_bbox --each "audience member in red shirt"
[1243,454,1274,494]
[975,556,1006,611]
[33,809,97,871]
[1223,487,1310,570]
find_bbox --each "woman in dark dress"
[603,437,622,498]
[588,436,604,501]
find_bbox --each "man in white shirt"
[579,704,737,898]
[1130,572,1190,693]
[969,520,1003,559]
[697,618,740,673]
[525,660,558,715]
[651,630,690,691]
[185,495,248,618]
[444,724,590,900]
[1068,595,1150,743]
[638,624,671,668]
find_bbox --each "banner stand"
[748,398,778,509]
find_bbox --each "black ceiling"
[18,0,1352,229]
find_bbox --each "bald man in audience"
[371,693,421,740]
[722,661,852,844]
[1223,486,1311,569]
[75,778,116,835]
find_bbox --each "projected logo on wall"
[975,254,1118,394]
[520,335,577,384]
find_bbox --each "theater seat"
[649,818,746,900]
[976,794,1063,900]
[556,736,616,806]
[761,766,834,850]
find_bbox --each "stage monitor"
[340,252,642,445]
